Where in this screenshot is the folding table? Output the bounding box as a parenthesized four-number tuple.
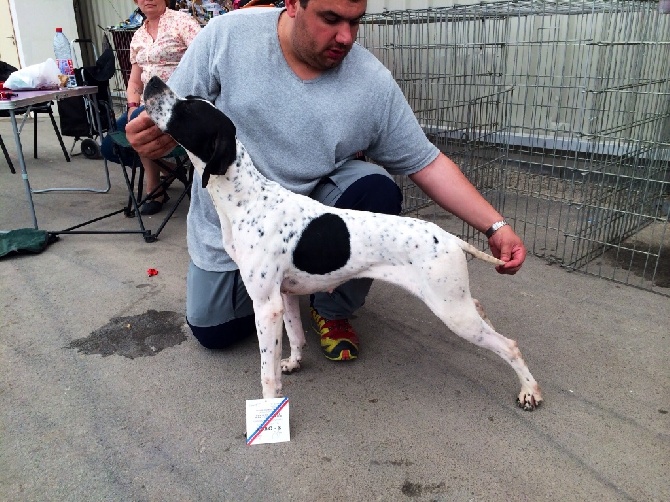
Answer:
(0, 86, 110, 229)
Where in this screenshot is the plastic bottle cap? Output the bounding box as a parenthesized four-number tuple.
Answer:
(56, 28, 62, 32)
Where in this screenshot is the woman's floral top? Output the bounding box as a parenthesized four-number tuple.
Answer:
(130, 8, 201, 93)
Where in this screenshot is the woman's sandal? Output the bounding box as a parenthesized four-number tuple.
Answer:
(141, 190, 170, 215)
(160, 164, 188, 186)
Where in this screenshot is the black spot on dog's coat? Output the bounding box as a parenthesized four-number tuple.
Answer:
(293, 214, 350, 275)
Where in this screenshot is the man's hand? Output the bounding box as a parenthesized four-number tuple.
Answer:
(126, 110, 177, 159)
(488, 225, 527, 275)
(409, 154, 528, 275)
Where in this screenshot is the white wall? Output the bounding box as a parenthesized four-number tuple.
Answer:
(11, 0, 80, 67)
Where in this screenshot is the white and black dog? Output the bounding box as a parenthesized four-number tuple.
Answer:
(143, 77, 542, 410)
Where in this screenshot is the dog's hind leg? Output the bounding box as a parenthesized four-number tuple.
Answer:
(253, 296, 286, 398)
(281, 293, 306, 374)
(473, 298, 494, 329)
(423, 287, 542, 410)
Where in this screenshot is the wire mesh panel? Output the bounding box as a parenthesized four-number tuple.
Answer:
(360, 6, 515, 216)
(359, 0, 670, 295)
(106, 28, 138, 114)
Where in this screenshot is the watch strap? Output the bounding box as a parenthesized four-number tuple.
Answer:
(485, 220, 508, 238)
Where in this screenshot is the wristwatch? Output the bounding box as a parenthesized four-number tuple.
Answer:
(485, 220, 509, 238)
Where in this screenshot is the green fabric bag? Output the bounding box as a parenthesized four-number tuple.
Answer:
(0, 229, 58, 258)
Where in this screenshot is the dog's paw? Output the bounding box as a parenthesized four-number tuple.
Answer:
(517, 385, 543, 411)
(281, 357, 301, 374)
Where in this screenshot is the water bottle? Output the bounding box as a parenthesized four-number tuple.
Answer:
(53, 28, 76, 88)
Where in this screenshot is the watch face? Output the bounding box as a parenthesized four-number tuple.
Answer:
(490, 221, 507, 234)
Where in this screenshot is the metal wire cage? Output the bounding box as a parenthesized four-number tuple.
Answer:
(106, 28, 137, 111)
(358, 0, 670, 295)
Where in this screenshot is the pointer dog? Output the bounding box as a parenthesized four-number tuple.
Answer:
(144, 77, 542, 410)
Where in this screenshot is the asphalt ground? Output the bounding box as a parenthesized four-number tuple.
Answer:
(1, 117, 668, 501)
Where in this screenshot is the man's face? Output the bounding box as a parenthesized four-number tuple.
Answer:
(288, 0, 367, 71)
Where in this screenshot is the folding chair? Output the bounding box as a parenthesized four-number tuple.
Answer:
(0, 133, 14, 173)
(29, 102, 71, 161)
(110, 131, 193, 242)
(53, 131, 192, 242)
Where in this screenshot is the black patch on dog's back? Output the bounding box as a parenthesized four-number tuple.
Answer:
(293, 214, 350, 275)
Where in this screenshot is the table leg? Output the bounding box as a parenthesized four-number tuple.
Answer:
(31, 94, 111, 194)
(9, 110, 38, 229)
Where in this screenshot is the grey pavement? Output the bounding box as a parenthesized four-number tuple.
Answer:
(1, 117, 668, 501)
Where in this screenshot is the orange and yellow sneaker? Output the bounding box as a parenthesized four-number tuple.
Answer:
(310, 307, 359, 361)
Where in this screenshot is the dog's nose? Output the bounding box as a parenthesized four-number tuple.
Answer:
(144, 77, 167, 101)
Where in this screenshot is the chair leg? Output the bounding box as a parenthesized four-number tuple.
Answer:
(0, 134, 16, 174)
(137, 164, 145, 203)
(47, 107, 71, 162)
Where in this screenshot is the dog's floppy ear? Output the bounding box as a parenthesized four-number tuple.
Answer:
(201, 123, 237, 189)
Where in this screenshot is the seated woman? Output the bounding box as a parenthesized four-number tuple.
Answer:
(102, 0, 200, 215)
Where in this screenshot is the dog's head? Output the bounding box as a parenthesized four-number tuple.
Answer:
(143, 77, 237, 188)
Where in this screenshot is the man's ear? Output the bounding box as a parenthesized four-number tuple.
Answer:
(284, 0, 299, 17)
(201, 128, 236, 188)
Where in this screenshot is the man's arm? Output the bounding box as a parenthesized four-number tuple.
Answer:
(409, 152, 527, 274)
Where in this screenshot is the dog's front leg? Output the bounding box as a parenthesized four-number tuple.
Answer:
(254, 297, 285, 398)
(281, 293, 306, 374)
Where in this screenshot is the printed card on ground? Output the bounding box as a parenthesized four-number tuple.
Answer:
(245, 397, 290, 445)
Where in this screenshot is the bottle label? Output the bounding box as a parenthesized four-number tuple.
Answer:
(56, 58, 77, 87)
(56, 58, 74, 76)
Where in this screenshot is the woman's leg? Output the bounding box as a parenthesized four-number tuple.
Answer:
(100, 112, 135, 165)
(138, 155, 170, 215)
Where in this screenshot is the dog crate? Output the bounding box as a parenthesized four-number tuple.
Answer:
(358, 0, 670, 295)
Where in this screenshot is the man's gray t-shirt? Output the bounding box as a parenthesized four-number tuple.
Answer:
(168, 8, 439, 272)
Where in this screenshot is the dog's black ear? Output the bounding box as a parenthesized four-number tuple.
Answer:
(201, 125, 237, 188)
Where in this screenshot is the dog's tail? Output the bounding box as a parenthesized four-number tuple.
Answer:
(457, 240, 505, 266)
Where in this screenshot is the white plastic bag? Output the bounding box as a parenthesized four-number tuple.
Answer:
(4, 58, 61, 90)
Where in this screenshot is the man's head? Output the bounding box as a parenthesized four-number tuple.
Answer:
(284, 0, 367, 72)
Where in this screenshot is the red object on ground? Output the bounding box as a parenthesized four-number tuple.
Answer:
(147, 268, 158, 277)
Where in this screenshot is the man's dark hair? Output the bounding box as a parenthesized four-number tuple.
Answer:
(298, 0, 365, 9)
